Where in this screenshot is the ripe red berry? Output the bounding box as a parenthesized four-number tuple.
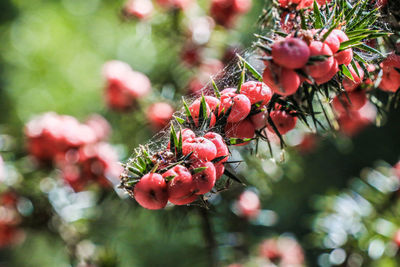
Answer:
(214, 163, 225, 180)
(305, 41, 334, 78)
(314, 59, 339, 85)
(335, 48, 353, 66)
(220, 88, 237, 94)
(321, 29, 340, 54)
(163, 165, 197, 205)
(267, 109, 297, 135)
(271, 38, 310, 69)
(146, 102, 174, 131)
(188, 97, 217, 126)
(332, 90, 367, 114)
(225, 119, 255, 146)
(342, 63, 364, 91)
(182, 137, 217, 161)
(134, 173, 168, 210)
(204, 132, 229, 163)
(240, 81, 272, 106)
(191, 161, 216, 195)
(179, 128, 196, 141)
(263, 65, 300, 96)
(220, 92, 251, 123)
(167, 128, 196, 151)
(250, 110, 267, 130)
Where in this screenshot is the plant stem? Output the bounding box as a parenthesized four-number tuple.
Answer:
(198, 207, 218, 267)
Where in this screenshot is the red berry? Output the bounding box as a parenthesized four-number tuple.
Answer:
(263, 65, 300, 96)
(220, 92, 251, 123)
(236, 190, 260, 219)
(333, 29, 349, 43)
(123, 0, 154, 20)
(335, 48, 353, 66)
(342, 63, 364, 91)
(167, 128, 196, 150)
(267, 110, 297, 135)
(85, 114, 111, 142)
(240, 81, 272, 106)
(379, 68, 400, 92)
(134, 173, 168, 210)
(179, 128, 196, 141)
(250, 110, 267, 130)
(103, 61, 151, 111)
(337, 102, 376, 136)
(191, 161, 216, 195)
(146, 102, 174, 131)
(225, 119, 255, 146)
(321, 29, 340, 54)
(204, 132, 229, 163)
(394, 230, 400, 247)
(232, 0, 252, 13)
(214, 163, 225, 180)
(188, 97, 217, 126)
(220, 87, 237, 94)
(163, 165, 197, 205)
(182, 137, 217, 161)
(314, 59, 339, 85)
(271, 38, 310, 69)
(305, 41, 334, 78)
(332, 90, 367, 114)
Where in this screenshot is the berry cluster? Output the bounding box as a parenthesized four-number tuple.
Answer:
(103, 60, 151, 111)
(263, 29, 355, 96)
(25, 112, 120, 191)
(123, 81, 301, 210)
(133, 129, 229, 209)
(60, 142, 122, 192)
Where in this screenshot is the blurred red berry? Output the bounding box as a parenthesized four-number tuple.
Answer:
(123, 0, 153, 20)
(267, 109, 297, 135)
(332, 90, 367, 114)
(236, 190, 260, 219)
(342, 62, 364, 91)
(146, 102, 174, 131)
